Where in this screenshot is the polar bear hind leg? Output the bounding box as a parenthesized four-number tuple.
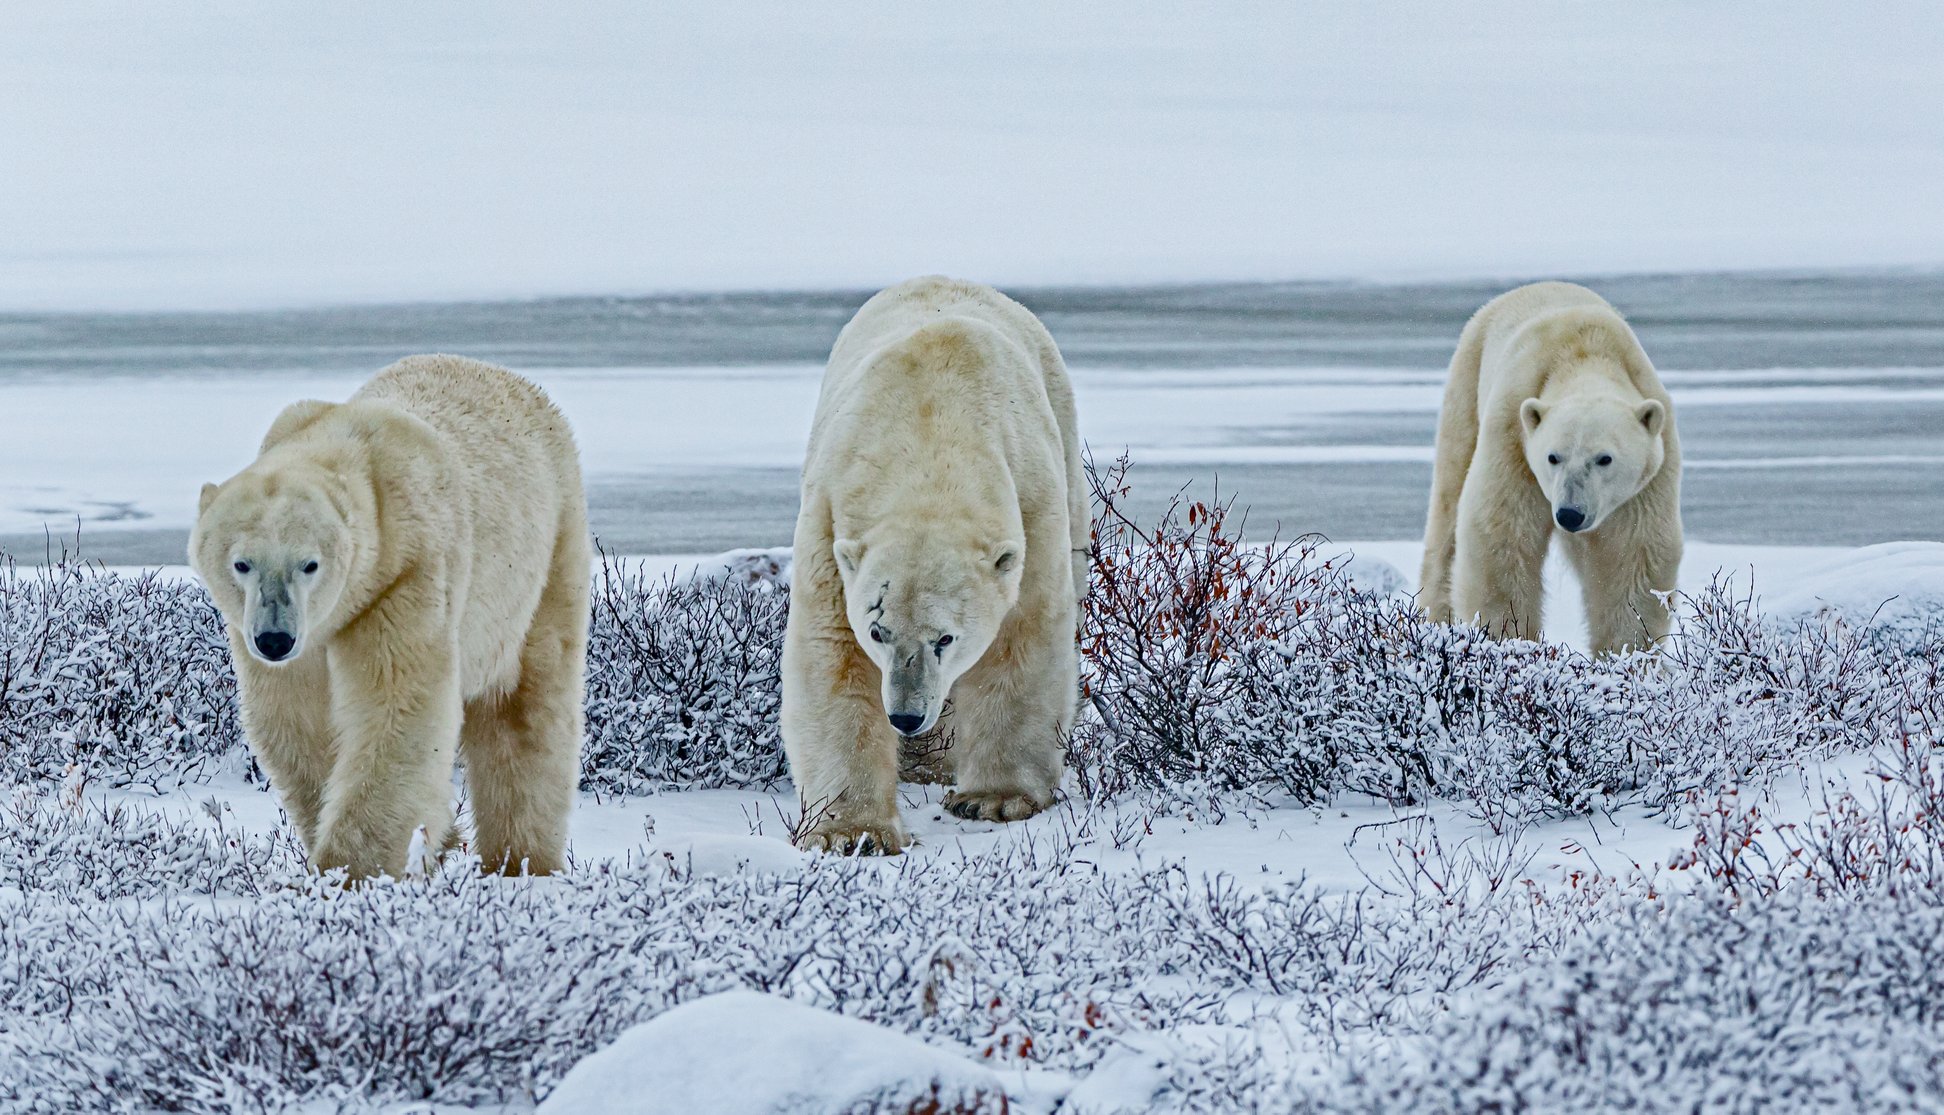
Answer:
(460, 527, 588, 876)
(1420, 315, 1488, 622)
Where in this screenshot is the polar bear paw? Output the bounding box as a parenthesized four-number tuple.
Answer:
(798, 817, 910, 856)
(943, 790, 1051, 823)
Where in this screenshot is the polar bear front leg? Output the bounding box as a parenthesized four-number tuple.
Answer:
(1450, 476, 1552, 642)
(235, 644, 335, 851)
(314, 617, 463, 880)
(781, 630, 909, 855)
(1569, 527, 1680, 657)
(942, 623, 1071, 823)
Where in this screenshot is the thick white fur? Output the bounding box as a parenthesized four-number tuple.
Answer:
(782, 277, 1087, 854)
(1420, 282, 1683, 656)
(190, 355, 589, 878)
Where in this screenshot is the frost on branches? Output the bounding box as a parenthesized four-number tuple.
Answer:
(0, 466, 1940, 1112)
(1074, 452, 1939, 825)
(0, 552, 792, 796)
(0, 468, 1929, 822)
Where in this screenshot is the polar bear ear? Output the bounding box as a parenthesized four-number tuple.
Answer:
(1519, 398, 1547, 436)
(1636, 399, 1666, 437)
(261, 399, 334, 452)
(198, 482, 219, 517)
(990, 541, 1023, 575)
(833, 538, 864, 576)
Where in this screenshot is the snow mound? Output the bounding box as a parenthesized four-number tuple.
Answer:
(1334, 550, 1411, 598)
(538, 990, 1010, 1115)
(1763, 542, 1944, 653)
(683, 546, 794, 588)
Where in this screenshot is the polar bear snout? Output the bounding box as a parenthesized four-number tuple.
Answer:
(884, 654, 942, 737)
(236, 567, 316, 665)
(1554, 506, 1588, 532)
(252, 629, 297, 662)
(886, 664, 944, 742)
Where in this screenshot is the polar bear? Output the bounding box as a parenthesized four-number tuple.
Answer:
(782, 277, 1087, 854)
(1419, 282, 1682, 656)
(190, 355, 590, 878)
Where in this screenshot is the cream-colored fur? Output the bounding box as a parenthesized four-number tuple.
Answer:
(1420, 282, 1683, 655)
(190, 355, 590, 878)
(782, 277, 1087, 854)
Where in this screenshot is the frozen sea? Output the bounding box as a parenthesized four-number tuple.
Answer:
(1, 270, 1939, 565)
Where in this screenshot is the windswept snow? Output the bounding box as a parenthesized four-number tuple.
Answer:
(1762, 541, 1944, 652)
(538, 991, 1009, 1115)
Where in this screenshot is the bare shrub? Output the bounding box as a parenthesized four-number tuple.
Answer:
(1073, 451, 1325, 801)
(580, 555, 790, 793)
(0, 552, 795, 796)
(0, 553, 239, 792)
(1074, 456, 1941, 826)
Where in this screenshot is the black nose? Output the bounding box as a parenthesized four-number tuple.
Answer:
(254, 631, 295, 661)
(1555, 506, 1587, 532)
(888, 712, 925, 736)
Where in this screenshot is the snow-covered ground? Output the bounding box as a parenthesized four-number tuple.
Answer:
(3, 4, 1942, 311)
(4, 526, 1940, 1111)
(10, 535, 1929, 1112)
(108, 538, 1921, 895)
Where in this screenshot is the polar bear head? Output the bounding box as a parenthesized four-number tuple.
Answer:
(191, 469, 359, 667)
(833, 529, 1024, 737)
(1520, 395, 1666, 533)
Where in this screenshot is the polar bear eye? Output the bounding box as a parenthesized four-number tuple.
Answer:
(302, 560, 320, 574)
(1595, 454, 1613, 467)
(1546, 454, 1560, 466)
(936, 634, 954, 649)
(869, 623, 885, 643)
(232, 561, 251, 575)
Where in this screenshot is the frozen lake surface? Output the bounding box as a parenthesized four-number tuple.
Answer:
(2, 270, 1941, 563)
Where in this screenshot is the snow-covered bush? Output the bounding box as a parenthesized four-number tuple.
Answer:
(0, 791, 297, 902)
(1076, 455, 1943, 825)
(0, 819, 1614, 1114)
(1671, 696, 1944, 902)
(1073, 452, 1335, 801)
(1320, 887, 1944, 1114)
(580, 556, 791, 792)
(0, 554, 794, 796)
(0, 837, 1180, 1110)
(0, 556, 238, 792)
(1639, 575, 1941, 808)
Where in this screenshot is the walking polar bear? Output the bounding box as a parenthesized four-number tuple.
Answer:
(191, 355, 590, 879)
(782, 276, 1087, 854)
(1420, 282, 1683, 656)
